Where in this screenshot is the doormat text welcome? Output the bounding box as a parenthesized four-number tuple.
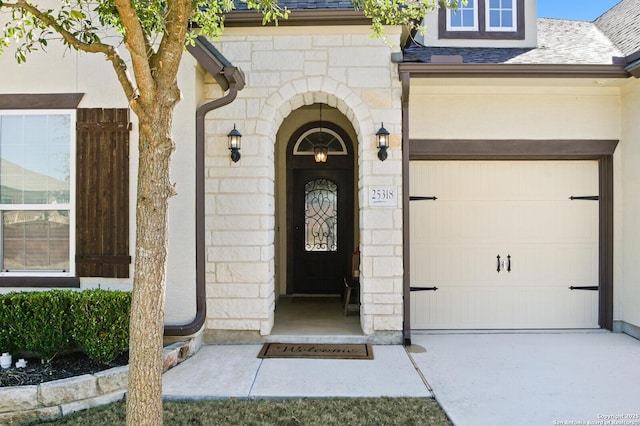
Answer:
(257, 343, 374, 360)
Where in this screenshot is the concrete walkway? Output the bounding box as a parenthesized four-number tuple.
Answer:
(162, 332, 640, 426)
(411, 331, 640, 426)
(163, 344, 431, 399)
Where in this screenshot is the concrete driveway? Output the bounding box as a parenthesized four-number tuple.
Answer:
(408, 331, 640, 426)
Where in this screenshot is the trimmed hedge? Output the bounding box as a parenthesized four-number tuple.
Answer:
(0, 289, 130, 365)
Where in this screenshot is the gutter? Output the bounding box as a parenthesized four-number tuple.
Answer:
(626, 58, 640, 78)
(164, 36, 246, 336)
(398, 63, 630, 79)
(224, 9, 370, 27)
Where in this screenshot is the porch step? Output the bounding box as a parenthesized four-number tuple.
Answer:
(264, 334, 399, 345)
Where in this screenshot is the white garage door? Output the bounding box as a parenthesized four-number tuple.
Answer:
(410, 161, 599, 329)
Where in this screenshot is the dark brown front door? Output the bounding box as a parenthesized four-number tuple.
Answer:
(291, 169, 352, 294)
(286, 119, 354, 295)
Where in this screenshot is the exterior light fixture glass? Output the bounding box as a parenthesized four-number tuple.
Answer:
(314, 144, 328, 163)
(228, 124, 241, 163)
(376, 122, 389, 161)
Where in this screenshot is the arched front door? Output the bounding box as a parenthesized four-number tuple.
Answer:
(287, 121, 354, 294)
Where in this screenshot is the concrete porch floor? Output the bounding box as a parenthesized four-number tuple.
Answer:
(268, 295, 364, 343)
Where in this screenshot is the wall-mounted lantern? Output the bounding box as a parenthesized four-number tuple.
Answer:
(228, 124, 241, 163)
(376, 122, 389, 161)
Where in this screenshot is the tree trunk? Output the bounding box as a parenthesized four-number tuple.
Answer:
(126, 102, 176, 426)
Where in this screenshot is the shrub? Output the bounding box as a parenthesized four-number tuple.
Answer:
(71, 289, 131, 364)
(10, 291, 75, 363)
(0, 289, 130, 365)
(0, 295, 18, 353)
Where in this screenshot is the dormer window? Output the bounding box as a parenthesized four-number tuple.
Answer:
(440, 0, 524, 40)
(486, 0, 516, 32)
(447, 0, 478, 31)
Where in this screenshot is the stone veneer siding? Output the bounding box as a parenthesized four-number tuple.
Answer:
(202, 26, 404, 342)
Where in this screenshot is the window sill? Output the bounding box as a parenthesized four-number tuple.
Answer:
(0, 276, 80, 288)
(439, 30, 524, 40)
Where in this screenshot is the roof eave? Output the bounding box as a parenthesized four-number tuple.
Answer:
(186, 36, 246, 91)
(626, 60, 640, 78)
(624, 51, 640, 78)
(398, 63, 631, 79)
(224, 9, 370, 27)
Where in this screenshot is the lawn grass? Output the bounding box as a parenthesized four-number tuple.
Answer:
(29, 397, 452, 425)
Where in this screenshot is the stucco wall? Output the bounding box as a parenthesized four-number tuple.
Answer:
(0, 22, 200, 326)
(202, 26, 404, 339)
(0, 30, 136, 293)
(409, 81, 621, 140)
(620, 78, 640, 329)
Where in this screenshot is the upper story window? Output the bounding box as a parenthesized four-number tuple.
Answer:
(439, 0, 524, 40)
(0, 111, 75, 276)
(487, 0, 516, 32)
(447, 0, 478, 31)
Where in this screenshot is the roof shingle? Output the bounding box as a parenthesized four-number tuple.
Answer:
(403, 18, 623, 65)
(595, 0, 640, 58)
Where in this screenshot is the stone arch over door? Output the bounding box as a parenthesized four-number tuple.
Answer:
(257, 78, 375, 331)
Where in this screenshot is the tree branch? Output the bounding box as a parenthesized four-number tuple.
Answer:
(113, 0, 156, 106)
(3, 1, 138, 103)
(152, 0, 192, 99)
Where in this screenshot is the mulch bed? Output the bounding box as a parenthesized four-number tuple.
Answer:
(0, 352, 128, 387)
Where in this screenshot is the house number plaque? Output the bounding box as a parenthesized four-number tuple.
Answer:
(369, 186, 397, 207)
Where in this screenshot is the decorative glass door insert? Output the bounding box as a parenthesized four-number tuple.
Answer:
(304, 178, 337, 252)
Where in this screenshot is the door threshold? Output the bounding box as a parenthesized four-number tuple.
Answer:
(264, 334, 368, 344)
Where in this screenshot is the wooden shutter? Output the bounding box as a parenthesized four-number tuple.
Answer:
(75, 108, 131, 278)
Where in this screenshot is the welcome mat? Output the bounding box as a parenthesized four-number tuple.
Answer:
(257, 343, 374, 360)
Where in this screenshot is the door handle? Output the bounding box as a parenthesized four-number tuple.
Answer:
(497, 255, 511, 273)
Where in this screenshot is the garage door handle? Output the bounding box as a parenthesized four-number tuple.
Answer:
(569, 286, 599, 291)
(497, 255, 502, 272)
(569, 196, 599, 201)
(507, 255, 511, 272)
(410, 286, 438, 291)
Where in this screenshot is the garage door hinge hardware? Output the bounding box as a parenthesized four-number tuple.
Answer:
(569, 286, 599, 291)
(410, 196, 437, 201)
(569, 196, 599, 201)
(410, 286, 439, 291)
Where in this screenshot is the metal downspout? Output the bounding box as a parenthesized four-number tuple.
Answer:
(401, 71, 412, 346)
(163, 71, 241, 336)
